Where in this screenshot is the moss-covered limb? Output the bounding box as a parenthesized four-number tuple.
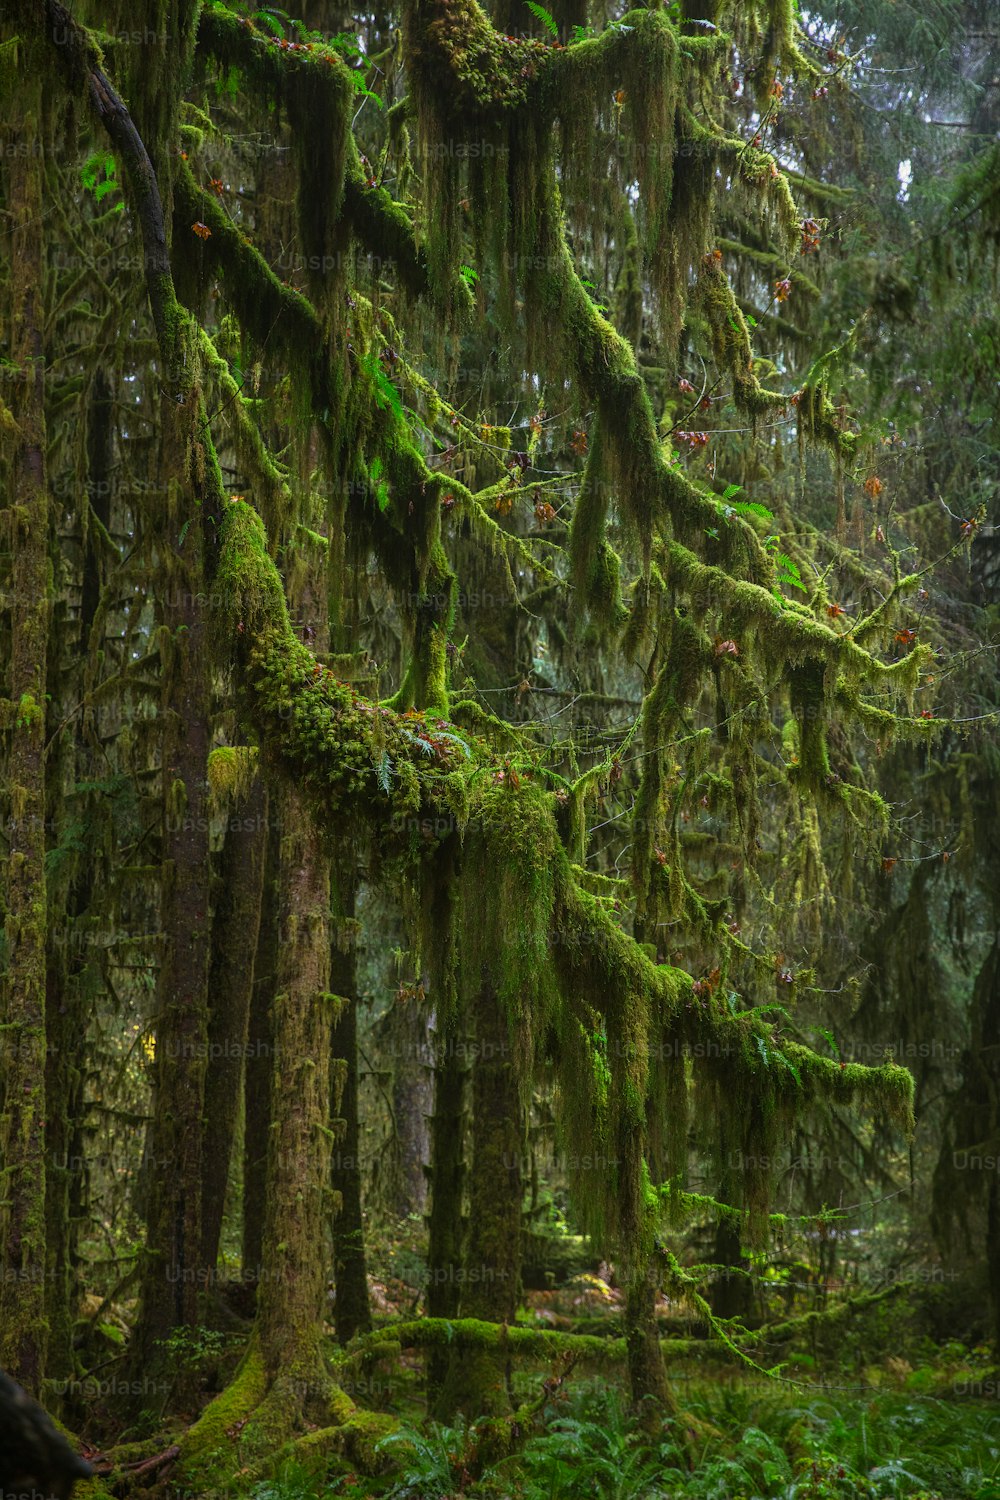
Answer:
(536, 229, 774, 583)
(681, 110, 800, 248)
(195, 2, 355, 301)
(195, 4, 468, 311)
(197, 325, 291, 529)
(216, 501, 475, 820)
(348, 1317, 627, 1363)
(660, 539, 931, 686)
(782, 166, 854, 204)
(695, 251, 791, 415)
(773, 1043, 914, 1131)
(716, 237, 820, 297)
(45, 3, 187, 388)
(848, 554, 958, 647)
(830, 685, 942, 742)
(174, 160, 326, 383)
(447, 483, 560, 589)
(342, 164, 437, 303)
(657, 1181, 848, 1232)
(750, 1283, 908, 1346)
(177, 163, 469, 679)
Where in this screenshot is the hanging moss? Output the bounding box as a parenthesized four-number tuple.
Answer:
(207, 744, 258, 799)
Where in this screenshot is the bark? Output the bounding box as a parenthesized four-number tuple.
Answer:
(243, 807, 277, 1295)
(201, 776, 267, 1279)
(329, 868, 371, 1343)
(128, 469, 213, 1397)
(624, 1268, 674, 1422)
(437, 984, 523, 1420)
(256, 786, 333, 1387)
(44, 366, 116, 1402)
(424, 1015, 468, 1401)
(0, 71, 51, 1389)
(388, 999, 432, 1219)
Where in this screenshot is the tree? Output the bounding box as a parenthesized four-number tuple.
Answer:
(2, 0, 960, 1483)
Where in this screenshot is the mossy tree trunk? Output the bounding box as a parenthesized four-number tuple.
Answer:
(0, 68, 51, 1390)
(436, 982, 523, 1420)
(425, 1014, 468, 1403)
(256, 784, 334, 1392)
(329, 866, 371, 1344)
(128, 470, 213, 1401)
(43, 365, 116, 1403)
(201, 775, 268, 1281)
(623, 1266, 674, 1422)
(388, 999, 432, 1219)
(243, 805, 277, 1298)
(43, 604, 75, 1397)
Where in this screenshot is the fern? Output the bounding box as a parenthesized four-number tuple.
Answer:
(732, 499, 774, 523)
(525, 0, 559, 37)
(349, 70, 384, 106)
(251, 9, 285, 39)
(774, 552, 807, 592)
(375, 751, 394, 794)
(362, 356, 404, 422)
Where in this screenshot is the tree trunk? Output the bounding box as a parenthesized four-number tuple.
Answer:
(624, 1265, 674, 1423)
(128, 430, 213, 1398)
(329, 867, 371, 1343)
(201, 775, 267, 1279)
(256, 786, 333, 1392)
(388, 999, 432, 1219)
(243, 804, 277, 1296)
(424, 1014, 468, 1403)
(44, 366, 116, 1405)
(0, 71, 51, 1389)
(437, 983, 522, 1420)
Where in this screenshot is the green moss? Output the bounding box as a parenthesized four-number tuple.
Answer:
(207, 745, 258, 800)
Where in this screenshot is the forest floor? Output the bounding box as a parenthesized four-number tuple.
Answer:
(76, 1223, 999, 1499)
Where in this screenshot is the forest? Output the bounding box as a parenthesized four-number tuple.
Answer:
(0, 0, 998, 1495)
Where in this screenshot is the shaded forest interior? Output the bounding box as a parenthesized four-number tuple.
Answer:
(1, 0, 1000, 1496)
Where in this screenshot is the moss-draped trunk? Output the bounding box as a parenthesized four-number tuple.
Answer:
(437, 983, 523, 1419)
(330, 869, 371, 1344)
(129, 461, 213, 1398)
(256, 787, 333, 1385)
(244, 805, 277, 1293)
(0, 74, 51, 1389)
(388, 999, 432, 1219)
(624, 1267, 674, 1420)
(201, 776, 268, 1279)
(425, 1014, 468, 1402)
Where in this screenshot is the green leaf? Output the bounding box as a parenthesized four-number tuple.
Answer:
(772, 1049, 801, 1086)
(818, 1027, 840, 1059)
(375, 752, 394, 794)
(349, 71, 384, 106)
(525, 0, 559, 37)
(732, 499, 774, 523)
(774, 553, 807, 592)
(252, 10, 285, 38)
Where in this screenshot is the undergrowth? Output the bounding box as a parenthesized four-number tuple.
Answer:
(251, 1374, 1000, 1500)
